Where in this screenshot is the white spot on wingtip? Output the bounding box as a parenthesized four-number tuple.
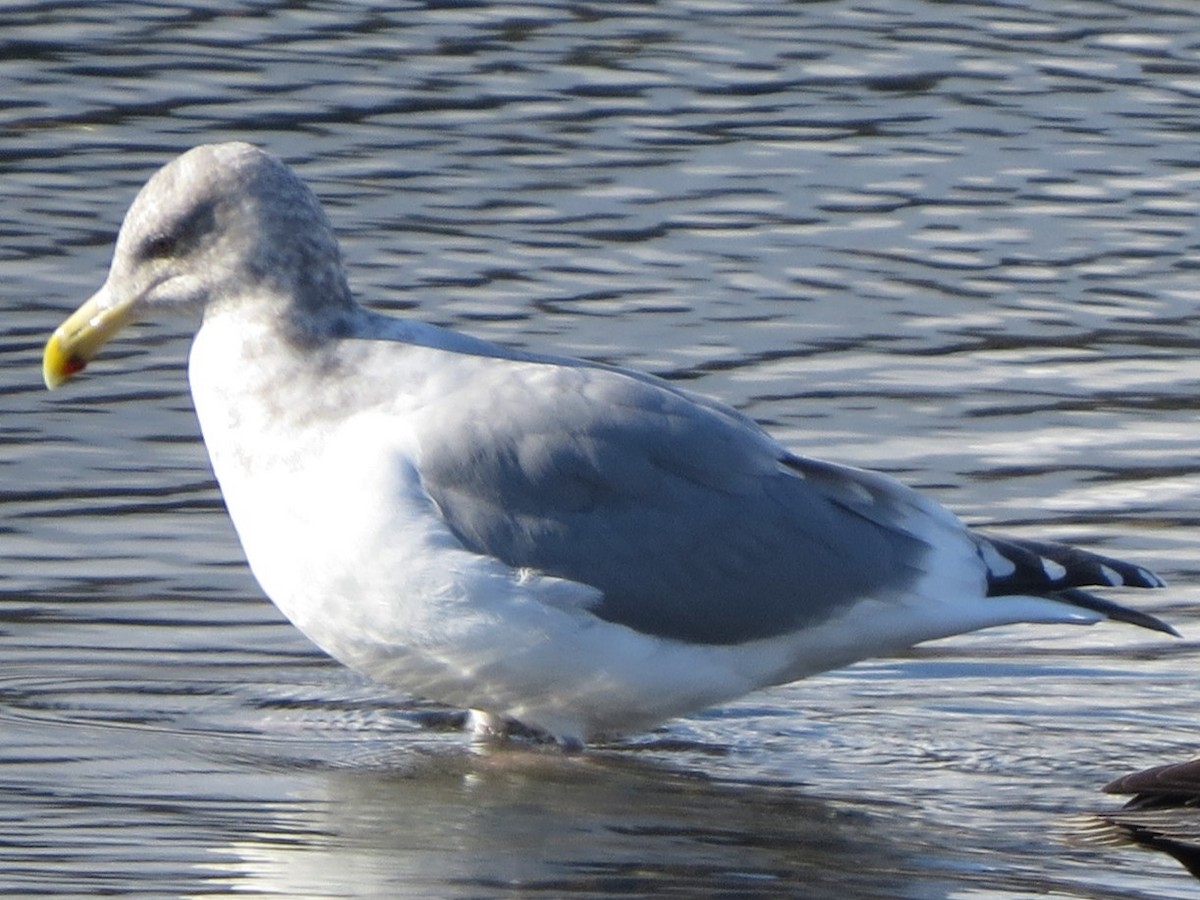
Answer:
(1137, 566, 1165, 588)
(1099, 564, 1122, 586)
(1041, 557, 1068, 582)
(980, 541, 1016, 578)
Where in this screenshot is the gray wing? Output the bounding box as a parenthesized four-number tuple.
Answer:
(414, 357, 936, 645)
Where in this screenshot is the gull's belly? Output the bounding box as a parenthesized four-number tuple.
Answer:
(187, 392, 760, 738)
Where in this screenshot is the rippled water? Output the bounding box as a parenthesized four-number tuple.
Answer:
(3, 1, 1200, 896)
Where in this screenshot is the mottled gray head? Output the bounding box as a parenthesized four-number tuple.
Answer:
(110, 142, 352, 320)
(45, 143, 356, 387)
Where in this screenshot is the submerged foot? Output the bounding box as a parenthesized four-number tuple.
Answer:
(467, 709, 585, 752)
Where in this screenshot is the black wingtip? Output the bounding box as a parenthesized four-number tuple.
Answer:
(979, 533, 1169, 595)
(1121, 610, 1181, 639)
(1055, 588, 1181, 638)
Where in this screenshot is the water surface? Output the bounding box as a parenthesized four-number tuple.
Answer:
(2, 1, 1199, 896)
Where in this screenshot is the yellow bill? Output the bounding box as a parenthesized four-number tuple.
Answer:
(43, 288, 136, 390)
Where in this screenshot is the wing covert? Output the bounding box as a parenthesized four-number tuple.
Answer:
(415, 359, 939, 644)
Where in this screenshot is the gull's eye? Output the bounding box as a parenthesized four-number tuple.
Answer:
(140, 232, 178, 261)
(136, 201, 217, 263)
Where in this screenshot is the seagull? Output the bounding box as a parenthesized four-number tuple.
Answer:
(42, 143, 1177, 747)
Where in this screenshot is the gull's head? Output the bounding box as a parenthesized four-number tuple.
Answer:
(43, 142, 351, 389)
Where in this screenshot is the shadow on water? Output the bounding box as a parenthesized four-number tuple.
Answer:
(0, 654, 1017, 899)
(198, 741, 942, 900)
